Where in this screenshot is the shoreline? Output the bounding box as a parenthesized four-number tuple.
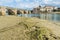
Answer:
(0, 16, 60, 40)
(38, 12, 60, 14)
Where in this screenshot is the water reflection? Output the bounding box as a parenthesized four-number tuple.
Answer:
(18, 13, 60, 22)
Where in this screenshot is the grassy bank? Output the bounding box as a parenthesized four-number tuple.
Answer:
(0, 16, 60, 40)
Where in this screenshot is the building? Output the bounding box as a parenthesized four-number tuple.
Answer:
(33, 8, 38, 13)
(44, 6, 58, 12)
(33, 6, 41, 13)
(40, 7, 46, 12)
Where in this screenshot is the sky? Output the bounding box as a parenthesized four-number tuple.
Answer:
(0, 0, 60, 9)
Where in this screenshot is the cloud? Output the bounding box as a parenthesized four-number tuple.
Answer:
(0, 0, 14, 6)
(15, 0, 40, 9)
(16, 2, 39, 9)
(43, 0, 53, 4)
(53, 1, 60, 5)
(43, 0, 60, 5)
(0, 0, 60, 9)
(0, 0, 14, 3)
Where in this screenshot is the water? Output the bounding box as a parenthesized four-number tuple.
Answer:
(17, 13, 60, 22)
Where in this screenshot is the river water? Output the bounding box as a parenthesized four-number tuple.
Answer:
(18, 13, 60, 22)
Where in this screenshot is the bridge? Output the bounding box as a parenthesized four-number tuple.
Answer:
(0, 7, 32, 16)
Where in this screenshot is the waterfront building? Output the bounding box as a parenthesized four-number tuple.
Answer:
(33, 6, 41, 13)
(57, 8, 60, 11)
(44, 6, 54, 12)
(44, 6, 58, 12)
(40, 7, 46, 12)
(33, 8, 38, 13)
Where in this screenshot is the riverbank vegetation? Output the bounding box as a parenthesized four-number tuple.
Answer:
(0, 16, 60, 40)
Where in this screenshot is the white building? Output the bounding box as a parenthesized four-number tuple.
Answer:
(45, 6, 54, 12)
(40, 7, 46, 12)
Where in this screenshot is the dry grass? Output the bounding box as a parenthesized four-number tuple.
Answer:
(0, 16, 60, 40)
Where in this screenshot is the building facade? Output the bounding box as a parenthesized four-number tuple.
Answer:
(44, 6, 58, 12)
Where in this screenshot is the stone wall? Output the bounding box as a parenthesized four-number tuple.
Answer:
(0, 7, 6, 16)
